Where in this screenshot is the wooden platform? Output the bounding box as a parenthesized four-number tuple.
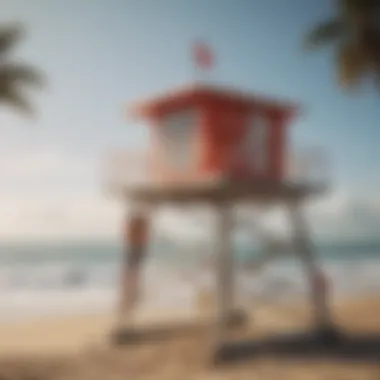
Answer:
(112, 177, 327, 205)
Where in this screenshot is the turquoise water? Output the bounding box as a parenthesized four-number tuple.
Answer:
(0, 238, 379, 321)
(1, 238, 379, 265)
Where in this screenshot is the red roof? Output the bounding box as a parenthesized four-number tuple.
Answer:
(128, 83, 300, 120)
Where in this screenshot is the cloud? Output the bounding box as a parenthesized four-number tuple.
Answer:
(0, 192, 122, 241)
(0, 144, 121, 241)
(0, 148, 63, 179)
(150, 190, 380, 244)
(1, 187, 379, 242)
(0, 144, 379, 242)
(309, 193, 380, 240)
(0, 145, 94, 188)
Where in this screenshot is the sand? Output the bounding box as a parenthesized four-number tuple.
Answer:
(0, 297, 380, 379)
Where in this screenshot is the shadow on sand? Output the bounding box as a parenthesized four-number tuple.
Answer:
(110, 318, 380, 366)
(110, 309, 247, 345)
(214, 328, 380, 364)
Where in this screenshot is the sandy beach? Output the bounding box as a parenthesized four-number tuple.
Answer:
(0, 296, 380, 380)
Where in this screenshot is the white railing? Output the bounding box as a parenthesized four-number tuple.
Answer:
(104, 149, 154, 194)
(104, 146, 331, 194)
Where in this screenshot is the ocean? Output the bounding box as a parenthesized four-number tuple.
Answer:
(0, 239, 380, 322)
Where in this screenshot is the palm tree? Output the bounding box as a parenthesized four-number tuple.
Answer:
(304, 0, 380, 90)
(0, 23, 44, 116)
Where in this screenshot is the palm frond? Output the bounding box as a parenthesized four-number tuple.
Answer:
(304, 19, 345, 50)
(304, 0, 380, 92)
(0, 63, 43, 117)
(340, 0, 380, 26)
(0, 63, 45, 88)
(0, 22, 44, 117)
(0, 86, 34, 116)
(337, 42, 367, 89)
(0, 23, 25, 56)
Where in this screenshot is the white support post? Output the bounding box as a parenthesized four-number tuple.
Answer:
(214, 201, 234, 344)
(288, 200, 332, 330)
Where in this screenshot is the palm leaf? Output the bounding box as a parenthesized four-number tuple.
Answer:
(0, 63, 45, 88)
(304, 0, 380, 92)
(0, 22, 45, 117)
(0, 64, 44, 117)
(0, 23, 25, 56)
(304, 19, 345, 50)
(339, 0, 380, 26)
(0, 86, 34, 116)
(337, 42, 367, 89)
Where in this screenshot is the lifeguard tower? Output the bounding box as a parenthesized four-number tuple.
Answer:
(107, 83, 336, 362)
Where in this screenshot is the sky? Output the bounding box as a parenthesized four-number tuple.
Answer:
(0, 0, 379, 242)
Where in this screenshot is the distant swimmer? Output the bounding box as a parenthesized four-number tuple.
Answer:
(64, 269, 85, 288)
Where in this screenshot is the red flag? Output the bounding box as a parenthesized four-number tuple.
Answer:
(193, 41, 214, 70)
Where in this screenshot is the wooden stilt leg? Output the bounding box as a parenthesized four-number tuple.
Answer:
(116, 203, 152, 326)
(214, 202, 234, 345)
(288, 200, 332, 330)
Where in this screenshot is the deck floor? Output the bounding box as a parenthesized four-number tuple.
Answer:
(112, 177, 326, 204)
